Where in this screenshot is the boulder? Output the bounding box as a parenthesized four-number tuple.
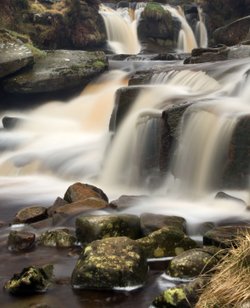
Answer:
(3, 50, 108, 94)
(39, 228, 76, 248)
(14, 206, 48, 224)
(47, 197, 69, 217)
(71, 237, 148, 290)
(4, 264, 53, 295)
(214, 16, 250, 46)
(0, 29, 34, 78)
(109, 195, 148, 210)
(136, 227, 196, 259)
(166, 247, 221, 279)
(75, 214, 141, 243)
(203, 225, 250, 248)
(140, 213, 186, 235)
(64, 182, 108, 203)
(215, 192, 247, 206)
(7, 230, 36, 252)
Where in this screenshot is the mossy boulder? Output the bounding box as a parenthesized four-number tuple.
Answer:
(166, 247, 221, 279)
(152, 277, 207, 307)
(4, 264, 53, 295)
(138, 2, 175, 52)
(140, 213, 186, 236)
(75, 214, 141, 244)
(7, 230, 36, 252)
(39, 228, 76, 248)
(3, 50, 108, 94)
(136, 227, 197, 259)
(71, 237, 148, 290)
(64, 182, 108, 203)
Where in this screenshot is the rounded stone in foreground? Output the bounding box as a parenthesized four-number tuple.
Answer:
(39, 228, 76, 248)
(8, 230, 36, 252)
(71, 237, 148, 290)
(14, 206, 48, 224)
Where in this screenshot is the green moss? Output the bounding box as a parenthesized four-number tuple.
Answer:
(163, 288, 186, 305)
(92, 60, 106, 69)
(143, 2, 165, 20)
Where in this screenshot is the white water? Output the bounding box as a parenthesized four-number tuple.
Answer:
(99, 5, 141, 54)
(164, 5, 198, 53)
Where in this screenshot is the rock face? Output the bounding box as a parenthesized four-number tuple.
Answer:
(4, 264, 53, 295)
(4, 50, 108, 94)
(71, 237, 148, 290)
(0, 30, 34, 78)
(75, 214, 141, 243)
(213, 16, 250, 46)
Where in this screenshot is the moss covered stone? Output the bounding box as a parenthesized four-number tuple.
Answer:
(4, 264, 54, 295)
(39, 228, 76, 248)
(71, 237, 148, 290)
(75, 214, 141, 244)
(166, 247, 221, 279)
(136, 227, 196, 259)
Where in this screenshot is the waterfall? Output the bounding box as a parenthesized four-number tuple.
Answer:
(196, 7, 208, 48)
(99, 5, 141, 55)
(99, 70, 220, 190)
(164, 5, 198, 53)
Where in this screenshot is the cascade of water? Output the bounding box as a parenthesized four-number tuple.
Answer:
(195, 7, 208, 48)
(0, 70, 128, 183)
(99, 5, 141, 54)
(99, 70, 220, 190)
(164, 5, 198, 53)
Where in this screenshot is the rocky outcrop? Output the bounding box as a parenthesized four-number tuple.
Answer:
(3, 50, 108, 94)
(0, 0, 106, 50)
(138, 2, 176, 53)
(71, 237, 148, 290)
(213, 16, 250, 46)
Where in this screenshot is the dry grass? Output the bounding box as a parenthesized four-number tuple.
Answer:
(196, 232, 250, 308)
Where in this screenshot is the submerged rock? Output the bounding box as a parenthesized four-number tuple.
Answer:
(39, 228, 76, 248)
(14, 206, 48, 224)
(64, 182, 108, 203)
(215, 191, 247, 206)
(136, 227, 196, 259)
(4, 50, 108, 94)
(71, 237, 148, 290)
(109, 195, 148, 210)
(152, 277, 207, 307)
(75, 214, 141, 244)
(4, 264, 53, 295)
(166, 247, 221, 279)
(7, 230, 36, 252)
(140, 213, 186, 236)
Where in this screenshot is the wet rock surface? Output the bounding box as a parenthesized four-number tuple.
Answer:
(71, 237, 148, 290)
(3, 50, 108, 94)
